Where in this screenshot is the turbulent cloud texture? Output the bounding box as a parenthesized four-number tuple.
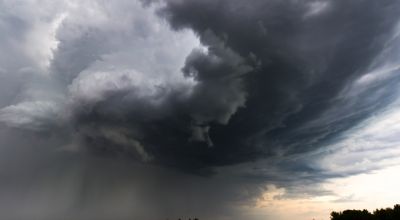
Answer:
(1, 0, 400, 219)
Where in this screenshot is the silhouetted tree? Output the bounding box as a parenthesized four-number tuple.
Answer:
(331, 204, 400, 220)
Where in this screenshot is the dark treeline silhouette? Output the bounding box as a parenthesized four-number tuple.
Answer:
(331, 204, 400, 220)
(170, 218, 199, 220)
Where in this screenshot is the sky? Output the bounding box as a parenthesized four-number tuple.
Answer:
(0, 0, 400, 219)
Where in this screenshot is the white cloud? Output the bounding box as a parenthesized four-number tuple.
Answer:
(316, 98, 400, 175)
(0, 101, 62, 130)
(305, 1, 330, 17)
(0, 0, 200, 131)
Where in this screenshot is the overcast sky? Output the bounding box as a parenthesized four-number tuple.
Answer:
(1, 0, 400, 219)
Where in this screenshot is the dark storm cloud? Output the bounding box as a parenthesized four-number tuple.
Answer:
(1, 0, 400, 219)
(66, 0, 400, 173)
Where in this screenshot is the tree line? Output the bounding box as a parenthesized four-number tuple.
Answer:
(331, 204, 400, 220)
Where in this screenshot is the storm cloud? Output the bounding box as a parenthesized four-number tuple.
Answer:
(1, 0, 400, 219)
(65, 0, 400, 171)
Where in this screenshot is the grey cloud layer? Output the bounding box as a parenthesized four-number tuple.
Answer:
(1, 0, 400, 219)
(145, 0, 400, 169)
(64, 0, 400, 173)
(1, 0, 400, 172)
